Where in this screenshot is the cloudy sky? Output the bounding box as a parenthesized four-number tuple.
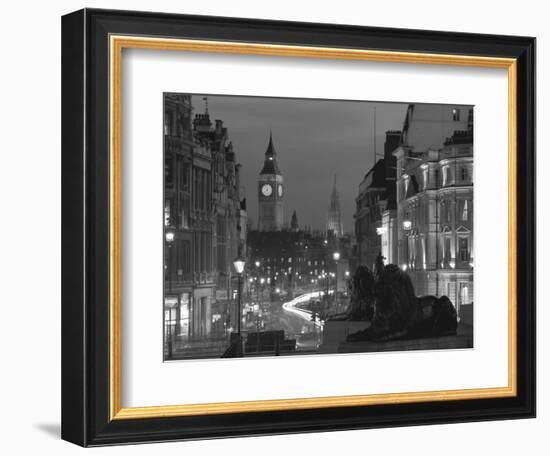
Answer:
(190, 94, 408, 232)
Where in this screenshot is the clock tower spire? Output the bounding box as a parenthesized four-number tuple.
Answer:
(258, 131, 284, 231)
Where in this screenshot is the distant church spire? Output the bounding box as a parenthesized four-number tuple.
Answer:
(327, 174, 344, 237)
(290, 210, 299, 231)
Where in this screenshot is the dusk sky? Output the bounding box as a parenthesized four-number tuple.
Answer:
(190, 94, 408, 232)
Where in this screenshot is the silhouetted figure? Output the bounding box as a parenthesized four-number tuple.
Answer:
(374, 252, 386, 279)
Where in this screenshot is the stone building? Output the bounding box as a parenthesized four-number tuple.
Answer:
(355, 160, 387, 270)
(163, 93, 195, 343)
(189, 135, 215, 339)
(164, 95, 247, 349)
(355, 130, 401, 269)
(394, 103, 473, 319)
(193, 109, 247, 336)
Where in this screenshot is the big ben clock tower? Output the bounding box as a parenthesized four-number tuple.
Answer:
(258, 132, 284, 231)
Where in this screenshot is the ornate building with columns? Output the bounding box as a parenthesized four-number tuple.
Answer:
(394, 104, 473, 320)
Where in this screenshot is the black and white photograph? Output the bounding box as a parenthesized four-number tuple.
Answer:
(1, 0, 541, 452)
(163, 94, 474, 360)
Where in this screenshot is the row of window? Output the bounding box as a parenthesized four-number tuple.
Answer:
(401, 198, 472, 230)
(164, 109, 192, 138)
(165, 172, 213, 226)
(165, 240, 192, 282)
(402, 234, 472, 269)
(165, 196, 192, 230)
(194, 168, 212, 213)
(400, 163, 472, 200)
(253, 257, 330, 267)
(193, 231, 213, 276)
(250, 267, 336, 280)
(164, 232, 216, 280)
(440, 199, 471, 224)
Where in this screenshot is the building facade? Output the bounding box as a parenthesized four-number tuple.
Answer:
(164, 95, 247, 350)
(189, 136, 215, 339)
(355, 160, 387, 270)
(163, 94, 195, 343)
(193, 109, 247, 336)
(258, 133, 284, 231)
(394, 104, 473, 318)
(355, 130, 401, 269)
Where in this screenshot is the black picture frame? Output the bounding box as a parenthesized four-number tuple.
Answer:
(62, 8, 535, 447)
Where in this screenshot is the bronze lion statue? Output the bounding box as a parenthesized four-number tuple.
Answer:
(335, 264, 457, 342)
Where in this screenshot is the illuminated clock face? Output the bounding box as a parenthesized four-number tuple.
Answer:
(261, 184, 273, 196)
(278, 185, 283, 197)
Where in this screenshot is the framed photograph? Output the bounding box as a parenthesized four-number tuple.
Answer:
(62, 8, 535, 446)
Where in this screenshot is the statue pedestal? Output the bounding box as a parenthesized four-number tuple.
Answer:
(319, 321, 371, 354)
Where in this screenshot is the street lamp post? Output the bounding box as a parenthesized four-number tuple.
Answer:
(233, 256, 246, 356)
(165, 229, 175, 358)
(256, 312, 262, 352)
(259, 277, 265, 310)
(254, 261, 261, 306)
(402, 219, 412, 271)
(333, 252, 340, 312)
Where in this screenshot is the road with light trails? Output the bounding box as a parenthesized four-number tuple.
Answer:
(281, 291, 330, 328)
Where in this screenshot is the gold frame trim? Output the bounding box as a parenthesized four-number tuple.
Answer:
(109, 35, 517, 421)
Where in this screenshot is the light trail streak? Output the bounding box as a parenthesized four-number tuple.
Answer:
(281, 290, 332, 328)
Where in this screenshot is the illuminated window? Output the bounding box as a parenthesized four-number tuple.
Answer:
(458, 237, 469, 261)
(164, 199, 172, 226)
(444, 237, 451, 262)
(179, 293, 190, 340)
(423, 168, 429, 190)
(164, 111, 173, 135)
(452, 108, 460, 121)
(459, 283, 469, 305)
(461, 200, 469, 221)
(442, 166, 449, 186)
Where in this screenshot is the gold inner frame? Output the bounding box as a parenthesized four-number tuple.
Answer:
(109, 35, 517, 420)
